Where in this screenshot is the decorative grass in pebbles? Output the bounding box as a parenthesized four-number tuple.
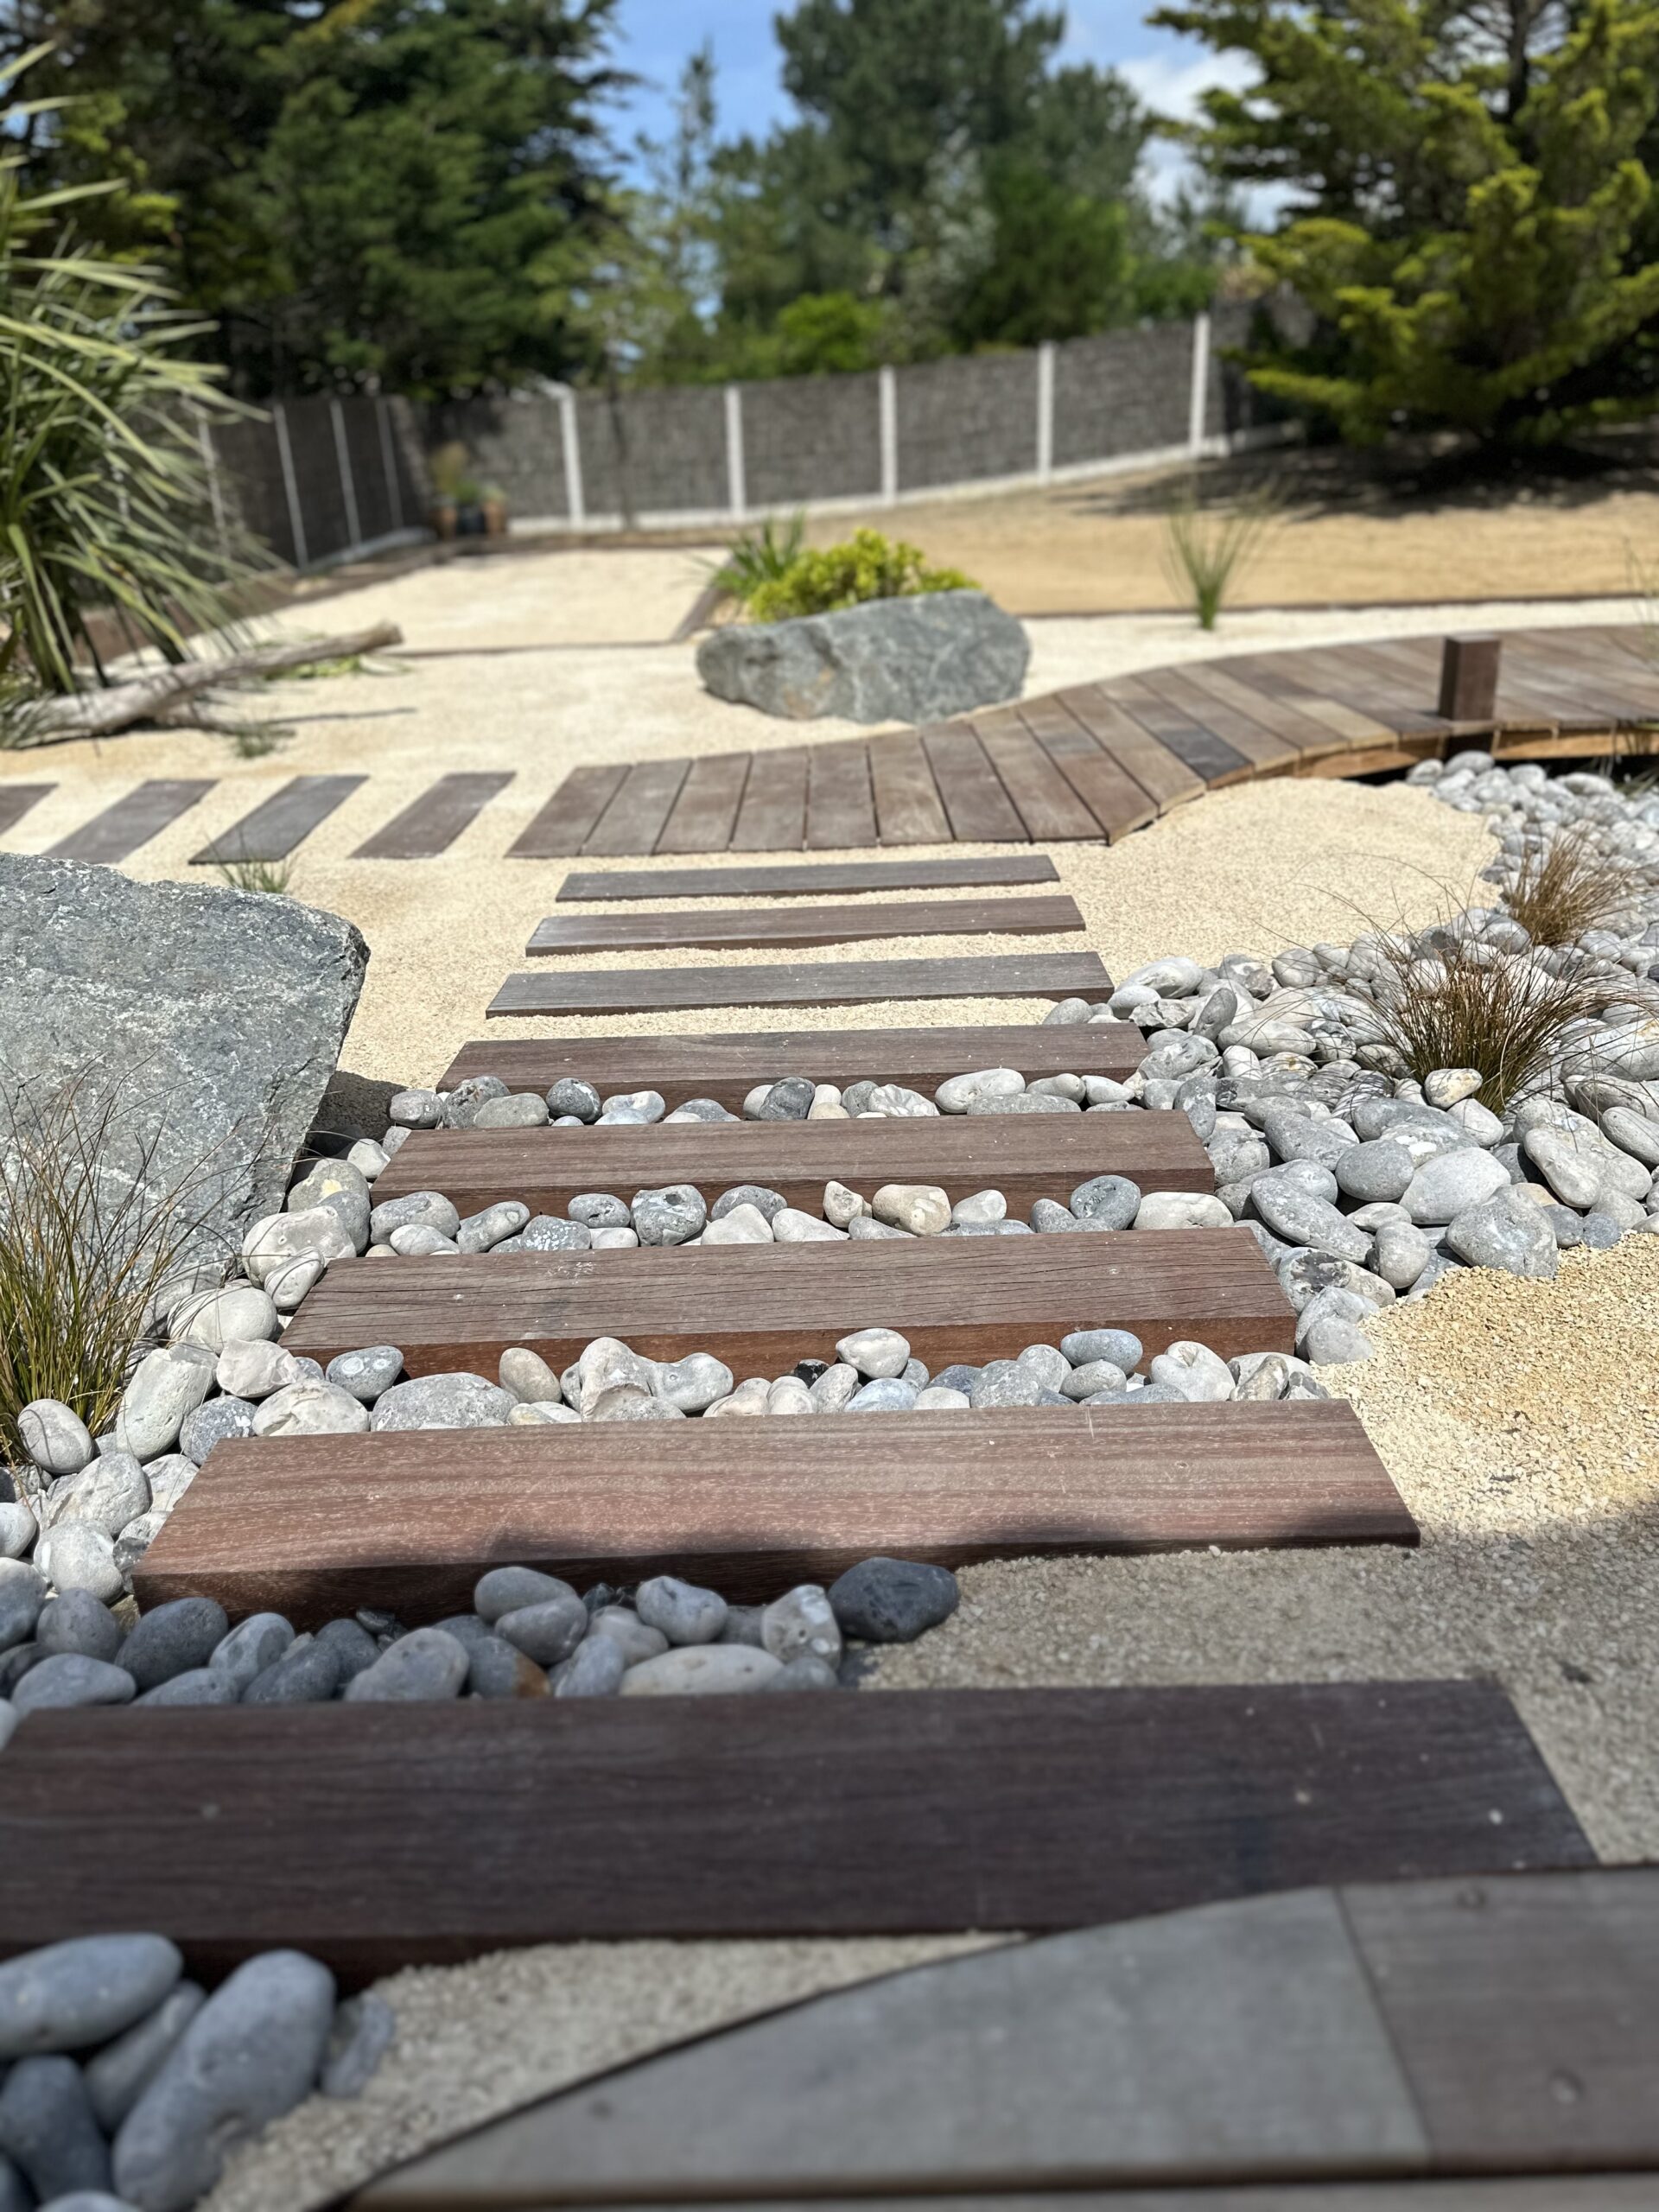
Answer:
(870, 1238, 1659, 1864)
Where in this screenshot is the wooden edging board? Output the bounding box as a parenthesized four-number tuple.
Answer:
(556, 855, 1063, 900)
(369, 1111, 1215, 1216)
(0, 1684, 1591, 1985)
(487, 953, 1113, 1020)
(280, 1226, 1297, 1374)
(442, 1021, 1144, 1101)
(133, 1400, 1417, 1624)
(524, 894, 1086, 956)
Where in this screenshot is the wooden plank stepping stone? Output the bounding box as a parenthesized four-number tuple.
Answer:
(556, 854, 1063, 903)
(0, 782, 53, 836)
(353, 772, 513, 859)
(488, 952, 1113, 1020)
(353, 1869, 1650, 2208)
(280, 1228, 1295, 1374)
(443, 1020, 1144, 1102)
(191, 773, 365, 863)
(371, 1110, 1213, 1217)
(525, 893, 1085, 957)
(0, 1686, 1591, 1984)
(134, 1400, 1416, 1626)
(47, 779, 214, 862)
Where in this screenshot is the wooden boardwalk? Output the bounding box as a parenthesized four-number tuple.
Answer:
(523, 625, 1659, 855)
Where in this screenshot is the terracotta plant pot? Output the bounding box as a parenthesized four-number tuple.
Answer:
(481, 498, 509, 537)
(430, 500, 458, 541)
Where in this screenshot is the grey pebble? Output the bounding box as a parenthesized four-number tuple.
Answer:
(36, 1591, 124, 1665)
(86, 1984, 207, 2132)
(753, 1076, 813, 1120)
(1069, 1173, 1141, 1227)
(133, 1669, 239, 1708)
(119, 1599, 229, 1692)
(177, 1395, 256, 1465)
(11, 1655, 136, 1714)
(241, 1638, 344, 1707)
(568, 1192, 630, 1229)
(475, 1567, 577, 1623)
(929, 1363, 982, 1395)
(208, 1614, 296, 1694)
(326, 1347, 404, 1404)
(636, 1575, 728, 1646)
(0, 2055, 111, 2199)
(493, 1597, 588, 1668)
(711, 1183, 787, 1222)
(343, 1627, 470, 1701)
(847, 1378, 918, 1413)
(315, 1618, 379, 1683)
(763, 1654, 841, 1691)
(631, 1184, 707, 1247)
(550, 1637, 626, 1697)
(371, 1374, 514, 1432)
(544, 1077, 601, 1121)
(829, 1557, 960, 1642)
(321, 1992, 396, 2099)
(0, 1936, 182, 2059)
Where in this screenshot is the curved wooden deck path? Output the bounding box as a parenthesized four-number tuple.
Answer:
(520, 623, 1659, 857)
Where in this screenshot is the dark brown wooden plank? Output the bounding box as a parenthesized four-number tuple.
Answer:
(0, 782, 53, 836)
(48, 779, 214, 862)
(973, 713, 1109, 840)
(580, 758, 690, 858)
(0, 1685, 1592, 1984)
(1102, 675, 1253, 786)
(280, 1225, 1295, 1373)
(353, 773, 513, 860)
(190, 774, 365, 864)
(507, 765, 628, 860)
(804, 742, 876, 850)
(135, 1401, 1416, 1626)
(526, 893, 1085, 956)
(1060, 686, 1205, 811)
(442, 1020, 1144, 1102)
(372, 1104, 1211, 1217)
(1343, 1868, 1659, 2170)
(653, 753, 751, 857)
(1133, 667, 1303, 776)
(868, 733, 953, 845)
(487, 952, 1114, 1019)
(919, 727, 1029, 841)
(1438, 634, 1501, 722)
(728, 745, 807, 851)
(556, 855, 1060, 901)
(1022, 696, 1160, 840)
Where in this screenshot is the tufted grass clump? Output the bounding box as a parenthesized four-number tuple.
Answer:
(746, 527, 975, 622)
(1161, 480, 1275, 630)
(1501, 824, 1642, 948)
(215, 856, 293, 895)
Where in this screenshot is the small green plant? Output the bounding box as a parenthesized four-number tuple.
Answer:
(428, 442, 472, 501)
(214, 855, 293, 895)
(710, 512, 806, 605)
(1502, 825, 1640, 948)
(226, 721, 288, 759)
(1161, 481, 1274, 630)
(747, 527, 975, 622)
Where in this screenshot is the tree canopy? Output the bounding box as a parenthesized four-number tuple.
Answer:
(1154, 0, 1659, 443)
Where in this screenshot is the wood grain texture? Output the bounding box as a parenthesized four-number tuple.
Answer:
(0, 783, 53, 836)
(525, 893, 1086, 955)
(804, 743, 876, 849)
(279, 1227, 1297, 1373)
(353, 773, 513, 859)
(869, 734, 953, 844)
(728, 745, 807, 851)
(507, 766, 627, 860)
(579, 758, 690, 858)
(133, 1400, 1417, 1625)
(653, 753, 751, 857)
(442, 1021, 1144, 1101)
(191, 774, 365, 864)
(372, 1109, 1212, 1216)
(48, 779, 214, 861)
(556, 855, 1061, 901)
(0, 1686, 1591, 1984)
(487, 953, 1114, 1019)
(920, 726, 1027, 841)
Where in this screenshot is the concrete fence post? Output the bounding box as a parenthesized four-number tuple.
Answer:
(878, 364, 899, 505)
(1187, 310, 1212, 457)
(724, 384, 747, 519)
(556, 385, 586, 527)
(1036, 341, 1055, 484)
(197, 411, 229, 556)
(330, 397, 361, 552)
(377, 396, 405, 532)
(271, 402, 309, 571)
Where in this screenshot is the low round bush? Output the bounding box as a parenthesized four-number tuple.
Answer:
(747, 527, 976, 621)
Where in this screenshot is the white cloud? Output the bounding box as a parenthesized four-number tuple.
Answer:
(1116, 47, 1260, 123)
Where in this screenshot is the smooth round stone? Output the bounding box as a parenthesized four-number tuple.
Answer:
(865, 1084, 938, 1118)
(951, 1188, 1007, 1227)
(11, 1653, 135, 1713)
(565, 1192, 628, 1230)
(717, 1605, 766, 1649)
(134, 1667, 239, 1708)
(1062, 1359, 1128, 1399)
(251, 1382, 371, 1440)
(1277, 1250, 1393, 1316)
(636, 1575, 728, 1646)
(764, 1653, 842, 1691)
(172, 1284, 282, 1357)
(348, 1138, 391, 1183)
(711, 1184, 787, 1223)
(823, 1180, 868, 1229)
(1132, 1190, 1232, 1230)
(1580, 1210, 1625, 1249)
(1084, 1380, 1188, 1407)
(441, 1074, 509, 1128)
(588, 1386, 683, 1421)
(913, 1385, 970, 1409)
(632, 1185, 708, 1247)
(545, 1077, 601, 1122)
(840, 1081, 878, 1116)
(240, 1637, 345, 1706)
(578, 1338, 656, 1407)
(968, 1362, 1052, 1411)
(389, 1223, 458, 1257)
(835, 1327, 911, 1380)
(86, 1980, 206, 2132)
(0, 2053, 113, 2198)
(936, 1067, 1024, 1113)
(143, 1457, 199, 1517)
(326, 1346, 404, 1405)
(455, 1201, 531, 1254)
(773, 1208, 846, 1242)
(388, 1087, 444, 1127)
(702, 1203, 773, 1244)
(321, 1991, 398, 2100)
(929, 1363, 983, 1395)
(499, 1347, 564, 1406)
(1017, 1344, 1070, 1389)
(40, 1452, 149, 1540)
(828, 1556, 959, 1643)
(463, 1632, 548, 1699)
(619, 1645, 784, 1695)
(1424, 1066, 1484, 1107)
(111, 1952, 336, 2211)
(761, 1585, 842, 1668)
(1030, 1198, 1079, 1232)
(114, 1345, 216, 1461)
(601, 1089, 665, 1123)
(371, 1375, 514, 1431)
(209, 1613, 296, 1694)
(1060, 1328, 1142, 1372)
(507, 1401, 582, 1426)
(967, 1089, 1078, 1114)
(315, 1618, 380, 1683)
(665, 1097, 737, 1122)
(1249, 1176, 1371, 1262)
(655, 1353, 735, 1414)
(369, 1192, 461, 1243)
(753, 1077, 814, 1121)
(1372, 1220, 1434, 1292)
(847, 1217, 912, 1239)
(1148, 1342, 1235, 1402)
(112, 1514, 164, 1580)
(474, 1092, 550, 1129)
(178, 1395, 256, 1466)
(590, 1226, 640, 1249)
(1041, 997, 1093, 1025)
(0, 1502, 37, 1560)
(1601, 1105, 1659, 1168)
(243, 1205, 359, 1285)
(474, 1567, 578, 1624)
(488, 1587, 587, 1669)
(1402, 1147, 1511, 1226)
(1302, 1314, 1376, 1365)
(1334, 1141, 1414, 1205)
(588, 1609, 670, 1666)
(873, 1183, 950, 1236)
(35, 1590, 122, 1665)
(0, 1639, 41, 1696)
(34, 1524, 123, 1605)
(847, 1378, 918, 1413)
(1067, 1173, 1139, 1227)
(215, 1338, 304, 1402)
(806, 1363, 861, 1413)
(119, 1598, 230, 1691)
(344, 1627, 470, 1702)
(500, 1216, 593, 1255)
(17, 1401, 95, 1478)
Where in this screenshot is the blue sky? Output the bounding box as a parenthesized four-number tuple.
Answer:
(605, 2, 1254, 197)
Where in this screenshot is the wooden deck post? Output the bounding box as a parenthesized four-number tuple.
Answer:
(1439, 632, 1502, 721)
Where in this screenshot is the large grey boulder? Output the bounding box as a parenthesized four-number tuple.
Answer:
(696, 590, 1029, 724)
(0, 855, 366, 1260)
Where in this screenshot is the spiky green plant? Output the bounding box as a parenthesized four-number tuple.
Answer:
(0, 47, 259, 699)
(1161, 480, 1275, 630)
(709, 512, 807, 606)
(214, 855, 293, 895)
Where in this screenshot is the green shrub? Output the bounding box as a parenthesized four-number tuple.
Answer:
(747, 528, 976, 622)
(710, 512, 806, 603)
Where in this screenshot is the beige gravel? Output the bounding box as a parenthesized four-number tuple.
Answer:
(201, 1936, 999, 2212)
